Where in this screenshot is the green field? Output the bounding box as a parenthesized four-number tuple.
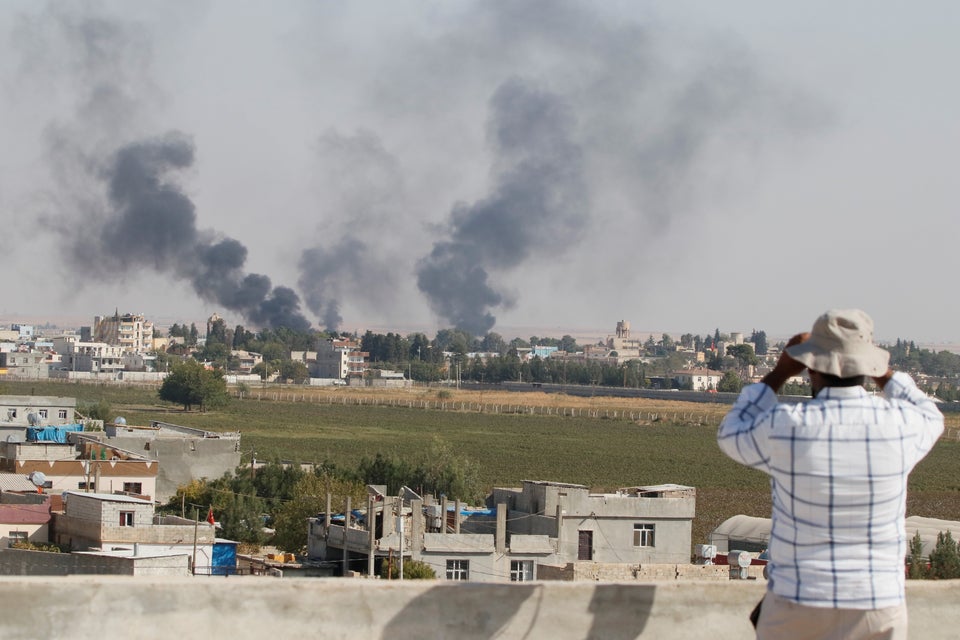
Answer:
(5, 380, 960, 547)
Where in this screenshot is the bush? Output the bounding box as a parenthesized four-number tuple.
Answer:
(12, 541, 62, 553)
(77, 399, 112, 422)
(381, 559, 436, 580)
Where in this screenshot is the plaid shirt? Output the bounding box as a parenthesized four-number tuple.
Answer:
(718, 372, 944, 609)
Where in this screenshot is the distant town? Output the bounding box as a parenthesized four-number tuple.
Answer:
(1, 311, 958, 583)
(2, 312, 959, 399)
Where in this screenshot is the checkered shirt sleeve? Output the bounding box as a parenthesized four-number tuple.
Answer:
(717, 372, 944, 609)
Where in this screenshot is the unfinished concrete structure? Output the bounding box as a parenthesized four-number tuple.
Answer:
(492, 481, 695, 566)
(309, 481, 696, 582)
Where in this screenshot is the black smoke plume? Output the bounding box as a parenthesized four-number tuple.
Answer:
(75, 132, 311, 331)
(416, 78, 588, 334)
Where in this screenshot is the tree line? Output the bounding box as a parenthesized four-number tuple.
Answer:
(157, 439, 482, 554)
(156, 320, 959, 394)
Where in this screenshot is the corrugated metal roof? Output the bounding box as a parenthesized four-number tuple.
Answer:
(61, 491, 152, 505)
(0, 473, 37, 492)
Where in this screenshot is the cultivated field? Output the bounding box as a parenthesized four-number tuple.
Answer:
(4, 380, 960, 548)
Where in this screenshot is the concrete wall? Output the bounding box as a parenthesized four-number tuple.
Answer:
(559, 516, 692, 564)
(0, 578, 957, 640)
(107, 435, 240, 503)
(0, 549, 190, 576)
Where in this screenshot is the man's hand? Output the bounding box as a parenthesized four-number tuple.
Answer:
(761, 332, 809, 393)
(872, 369, 894, 390)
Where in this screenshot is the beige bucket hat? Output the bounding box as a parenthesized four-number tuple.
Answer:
(785, 309, 890, 378)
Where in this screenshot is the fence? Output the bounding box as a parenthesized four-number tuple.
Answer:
(246, 390, 725, 426)
(246, 389, 960, 435)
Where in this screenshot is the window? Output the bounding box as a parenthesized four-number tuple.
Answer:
(119, 511, 134, 527)
(634, 523, 656, 547)
(8, 531, 27, 547)
(123, 482, 142, 495)
(445, 559, 469, 581)
(38, 409, 48, 419)
(78, 481, 95, 491)
(510, 560, 534, 582)
(58, 409, 68, 419)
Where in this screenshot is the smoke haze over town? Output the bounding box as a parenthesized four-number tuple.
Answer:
(2, 1, 958, 342)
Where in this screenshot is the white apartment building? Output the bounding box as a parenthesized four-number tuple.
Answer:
(51, 337, 125, 374)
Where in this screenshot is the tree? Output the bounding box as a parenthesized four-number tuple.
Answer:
(271, 472, 366, 554)
(929, 530, 960, 579)
(279, 360, 310, 384)
(189, 323, 199, 346)
(77, 399, 112, 422)
(717, 371, 744, 393)
(207, 317, 228, 346)
(750, 330, 768, 356)
(158, 360, 229, 411)
(907, 531, 928, 579)
(726, 344, 759, 369)
(480, 332, 506, 354)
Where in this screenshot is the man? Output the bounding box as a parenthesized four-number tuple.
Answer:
(718, 309, 944, 639)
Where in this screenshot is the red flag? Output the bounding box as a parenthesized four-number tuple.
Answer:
(206, 506, 215, 525)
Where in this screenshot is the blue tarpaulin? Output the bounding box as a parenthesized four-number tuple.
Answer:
(212, 541, 238, 576)
(26, 425, 84, 443)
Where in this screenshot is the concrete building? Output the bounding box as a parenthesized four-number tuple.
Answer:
(230, 350, 263, 374)
(105, 420, 242, 503)
(308, 339, 369, 380)
(606, 319, 644, 359)
(50, 337, 126, 374)
(0, 395, 76, 429)
(0, 435, 158, 500)
(673, 369, 723, 391)
(0, 350, 50, 379)
(309, 481, 696, 583)
(11, 324, 34, 340)
(0, 502, 50, 547)
(53, 492, 216, 571)
(493, 481, 695, 566)
(93, 312, 154, 354)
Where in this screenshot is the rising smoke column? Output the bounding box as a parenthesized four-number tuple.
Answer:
(297, 129, 407, 331)
(416, 78, 588, 335)
(77, 131, 311, 331)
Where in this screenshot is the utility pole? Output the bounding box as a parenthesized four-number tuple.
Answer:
(192, 508, 199, 576)
(397, 493, 404, 581)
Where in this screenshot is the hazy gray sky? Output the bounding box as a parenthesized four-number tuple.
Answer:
(1, 1, 957, 343)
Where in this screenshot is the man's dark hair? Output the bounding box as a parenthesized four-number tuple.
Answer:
(818, 373, 866, 387)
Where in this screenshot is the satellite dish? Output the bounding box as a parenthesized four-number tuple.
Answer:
(28, 471, 47, 493)
(114, 417, 127, 426)
(27, 412, 42, 426)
